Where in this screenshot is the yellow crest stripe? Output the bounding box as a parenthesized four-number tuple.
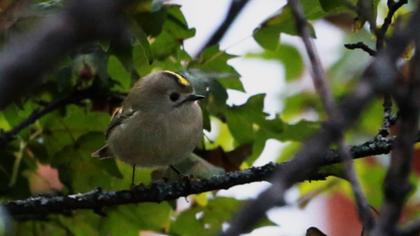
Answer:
(163, 70, 190, 87)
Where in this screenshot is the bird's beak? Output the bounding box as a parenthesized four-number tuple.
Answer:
(176, 94, 205, 107)
(184, 94, 205, 102)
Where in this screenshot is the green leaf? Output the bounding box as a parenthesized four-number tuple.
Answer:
(148, 49, 186, 72)
(106, 161, 153, 189)
(131, 24, 153, 76)
(165, 5, 196, 40)
(151, 31, 178, 59)
(319, 0, 342, 11)
(0, 149, 31, 198)
(170, 208, 207, 236)
(51, 132, 122, 192)
(2, 102, 35, 128)
(135, 7, 167, 36)
(356, 0, 381, 32)
(354, 98, 383, 135)
(149, 5, 194, 60)
(282, 92, 322, 120)
(225, 94, 267, 144)
(170, 197, 275, 235)
(319, 0, 357, 13)
(0, 112, 10, 130)
(15, 220, 71, 236)
(191, 46, 244, 91)
(133, 42, 152, 76)
(225, 109, 255, 144)
(253, 0, 323, 44)
(100, 203, 172, 235)
(107, 55, 132, 91)
(223, 94, 317, 164)
(276, 142, 301, 163)
(247, 43, 304, 81)
(253, 26, 281, 50)
(245, 118, 319, 164)
(358, 160, 386, 207)
(40, 105, 109, 157)
(246, 131, 267, 164)
(279, 120, 320, 141)
(56, 212, 101, 236)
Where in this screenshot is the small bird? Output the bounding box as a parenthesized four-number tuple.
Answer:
(92, 71, 204, 182)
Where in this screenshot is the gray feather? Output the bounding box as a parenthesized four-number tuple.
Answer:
(105, 107, 134, 139)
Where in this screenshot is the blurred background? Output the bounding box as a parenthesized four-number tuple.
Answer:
(0, 0, 419, 235)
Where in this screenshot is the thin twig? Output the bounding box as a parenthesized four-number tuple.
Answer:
(0, 87, 124, 147)
(376, 0, 407, 139)
(0, 89, 91, 147)
(288, 0, 374, 230)
(195, 0, 251, 57)
(376, 0, 408, 51)
(344, 42, 377, 56)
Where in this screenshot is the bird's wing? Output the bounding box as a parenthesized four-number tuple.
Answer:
(91, 144, 113, 159)
(105, 106, 135, 139)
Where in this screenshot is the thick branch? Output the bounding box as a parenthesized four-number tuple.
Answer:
(3, 133, 420, 218)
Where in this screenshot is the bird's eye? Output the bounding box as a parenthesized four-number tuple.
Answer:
(169, 92, 180, 102)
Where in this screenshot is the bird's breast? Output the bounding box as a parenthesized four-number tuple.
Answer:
(108, 104, 203, 167)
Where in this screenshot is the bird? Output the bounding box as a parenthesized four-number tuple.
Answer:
(91, 71, 205, 184)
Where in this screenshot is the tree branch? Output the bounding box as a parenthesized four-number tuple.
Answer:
(346, 1, 407, 140)
(0, 89, 91, 147)
(344, 42, 377, 56)
(195, 0, 251, 57)
(272, 0, 375, 231)
(0, 86, 124, 147)
(3, 132, 420, 219)
(377, 0, 407, 141)
(376, 0, 408, 51)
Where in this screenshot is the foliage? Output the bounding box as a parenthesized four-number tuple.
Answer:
(0, 0, 418, 235)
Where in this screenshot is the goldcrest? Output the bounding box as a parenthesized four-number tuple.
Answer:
(92, 71, 204, 168)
